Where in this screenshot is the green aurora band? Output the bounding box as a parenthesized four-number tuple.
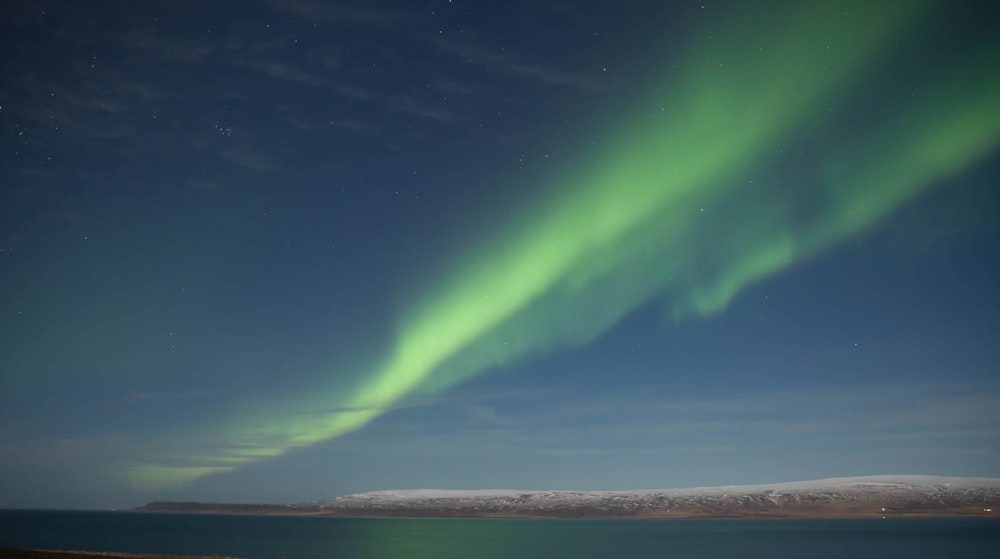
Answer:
(127, 1, 1000, 490)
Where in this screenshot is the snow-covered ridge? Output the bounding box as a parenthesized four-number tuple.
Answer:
(137, 475, 1000, 518)
(302, 475, 999, 517)
(329, 475, 1000, 502)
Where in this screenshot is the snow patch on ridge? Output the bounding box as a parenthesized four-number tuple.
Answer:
(330, 475, 1000, 502)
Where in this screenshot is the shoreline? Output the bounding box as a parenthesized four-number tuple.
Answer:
(128, 505, 997, 519)
(0, 550, 241, 559)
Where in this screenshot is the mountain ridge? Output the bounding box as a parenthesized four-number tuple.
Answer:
(135, 475, 1000, 518)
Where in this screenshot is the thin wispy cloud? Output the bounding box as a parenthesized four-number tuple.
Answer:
(266, 0, 404, 27)
(124, 26, 216, 63)
(426, 35, 609, 91)
(349, 380, 1000, 466)
(232, 57, 330, 87)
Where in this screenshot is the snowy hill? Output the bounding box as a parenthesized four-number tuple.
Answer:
(137, 475, 1000, 518)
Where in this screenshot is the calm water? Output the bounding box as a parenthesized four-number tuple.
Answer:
(1, 511, 997, 559)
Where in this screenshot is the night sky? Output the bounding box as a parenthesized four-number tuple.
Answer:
(2, 0, 999, 509)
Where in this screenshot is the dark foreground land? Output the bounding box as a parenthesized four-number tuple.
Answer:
(0, 551, 239, 559)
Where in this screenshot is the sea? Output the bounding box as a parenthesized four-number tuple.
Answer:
(1, 511, 998, 559)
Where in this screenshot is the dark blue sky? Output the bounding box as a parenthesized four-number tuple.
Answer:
(2, 0, 999, 509)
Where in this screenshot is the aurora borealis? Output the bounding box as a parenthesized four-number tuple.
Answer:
(2, 1, 999, 508)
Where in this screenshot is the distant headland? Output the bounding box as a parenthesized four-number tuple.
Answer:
(134, 475, 999, 519)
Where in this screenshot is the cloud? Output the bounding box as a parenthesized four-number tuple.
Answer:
(231, 57, 330, 87)
(338, 380, 1000, 464)
(123, 26, 216, 63)
(229, 57, 462, 123)
(266, 0, 403, 27)
(126, 388, 223, 404)
(426, 34, 608, 91)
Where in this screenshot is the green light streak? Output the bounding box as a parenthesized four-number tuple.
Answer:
(126, 466, 235, 492)
(128, 1, 1000, 489)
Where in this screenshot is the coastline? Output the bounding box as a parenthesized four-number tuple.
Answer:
(129, 504, 996, 519)
(0, 550, 241, 559)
